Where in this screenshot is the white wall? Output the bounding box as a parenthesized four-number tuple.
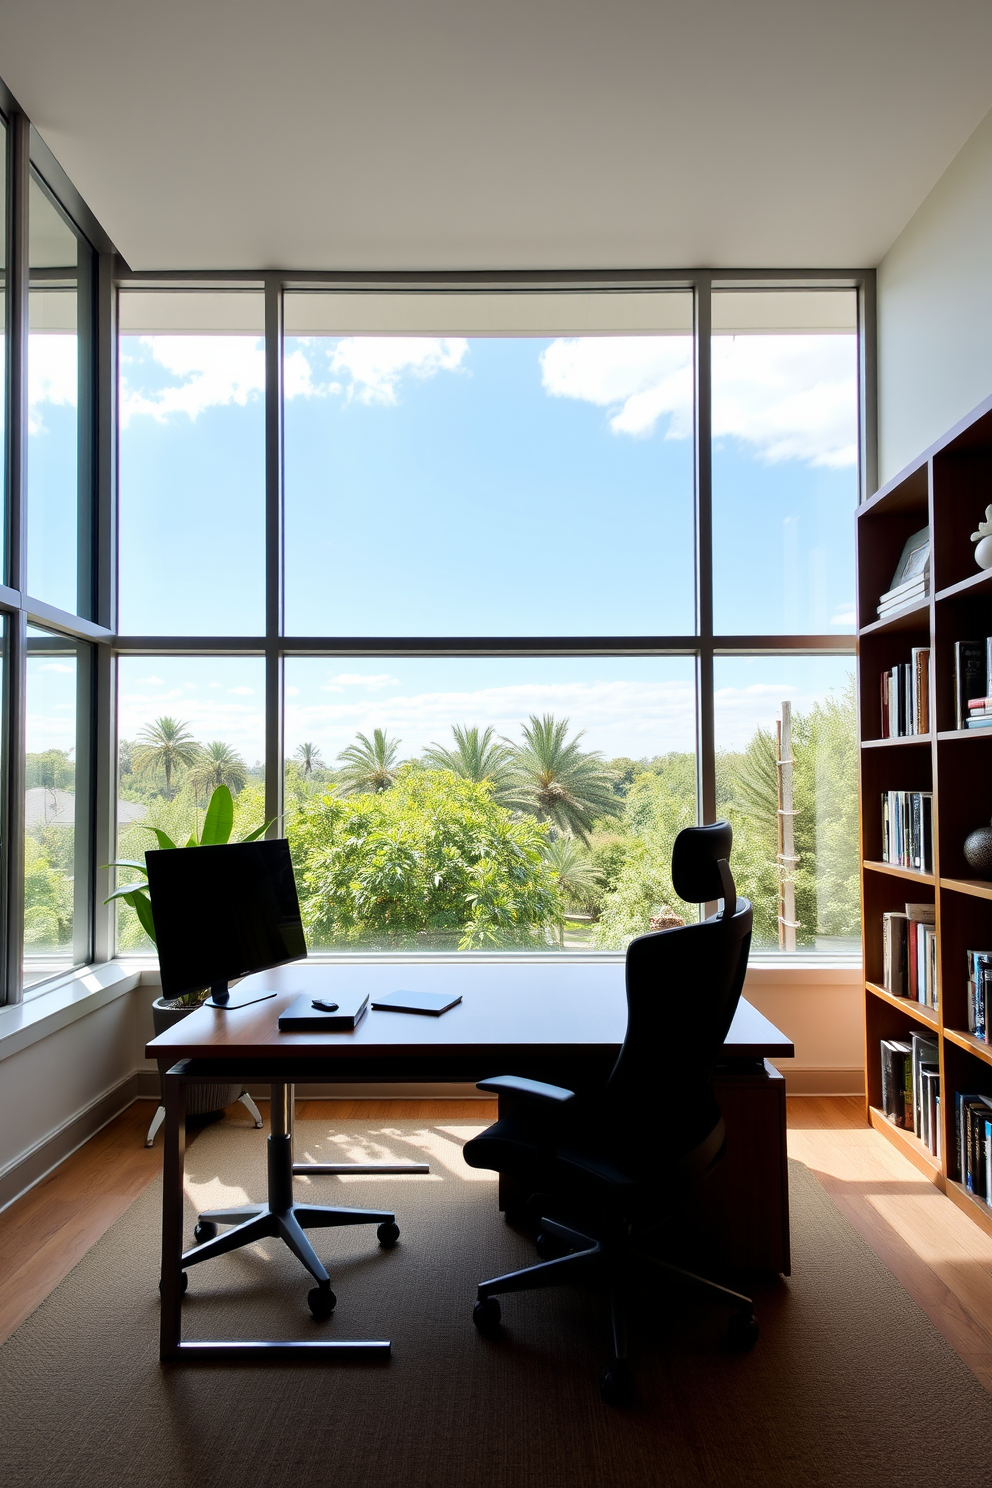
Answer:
(877, 105, 992, 485)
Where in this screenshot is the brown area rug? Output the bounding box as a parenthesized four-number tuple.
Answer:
(2, 1115, 991, 1488)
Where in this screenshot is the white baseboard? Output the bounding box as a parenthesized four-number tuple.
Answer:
(0, 1073, 140, 1214)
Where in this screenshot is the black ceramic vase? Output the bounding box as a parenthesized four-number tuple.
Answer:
(963, 819, 992, 878)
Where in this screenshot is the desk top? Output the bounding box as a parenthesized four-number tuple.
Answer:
(146, 961, 794, 1063)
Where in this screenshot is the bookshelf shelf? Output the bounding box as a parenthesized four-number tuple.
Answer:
(938, 877, 992, 902)
(859, 392, 992, 1241)
(943, 1026, 992, 1065)
(865, 980, 939, 1028)
(858, 599, 931, 638)
(867, 1105, 942, 1179)
(862, 860, 935, 885)
(862, 735, 932, 750)
(935, 567, 992, 604)
(945, 1180, 992, 1241)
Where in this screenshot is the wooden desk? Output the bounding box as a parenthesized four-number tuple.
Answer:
(148, 965, 794, 1361)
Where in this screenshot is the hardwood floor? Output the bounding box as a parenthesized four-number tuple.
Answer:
(3, 1093, 992, 1395)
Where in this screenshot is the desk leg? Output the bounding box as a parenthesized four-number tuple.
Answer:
(159, 1064, 187, 1363)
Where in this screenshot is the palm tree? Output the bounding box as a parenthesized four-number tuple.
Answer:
(189, 740, 248, 797)
(295, 741, 325, 777)
(423, 725, 515, 801)
(543, 836, 603, 946)
(132, 716, 199, 800)
(507, 714, 622, 844)
(336, 728, 402, 794)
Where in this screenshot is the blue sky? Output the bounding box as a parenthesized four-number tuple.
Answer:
(28, 324, 857, 760)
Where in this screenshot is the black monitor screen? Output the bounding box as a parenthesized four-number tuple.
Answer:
(145, 838, 307, 999)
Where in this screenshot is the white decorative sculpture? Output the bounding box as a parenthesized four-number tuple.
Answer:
(972, 506, 992, 570)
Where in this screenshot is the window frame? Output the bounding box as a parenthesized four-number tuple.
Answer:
(107, 268, 869, 967)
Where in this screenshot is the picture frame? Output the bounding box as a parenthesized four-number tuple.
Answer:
(889, 526, 930, 591)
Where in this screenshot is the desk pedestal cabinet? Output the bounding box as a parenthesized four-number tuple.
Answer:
(497, 1060, 790, 1278)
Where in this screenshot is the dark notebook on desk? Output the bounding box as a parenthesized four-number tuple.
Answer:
(278, 993, 369, 1031)
(371, 991, 462, 1016)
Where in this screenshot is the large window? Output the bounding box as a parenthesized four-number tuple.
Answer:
(112, 279, 860, 964)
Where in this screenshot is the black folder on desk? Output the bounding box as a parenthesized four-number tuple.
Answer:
(278, 993, 369, 1031)
(370, 991, 462, 1016)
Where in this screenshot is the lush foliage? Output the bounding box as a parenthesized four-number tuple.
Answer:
(290, 768, 562, 950)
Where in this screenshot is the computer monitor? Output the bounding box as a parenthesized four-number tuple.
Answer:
(145, 838, 307, 1010)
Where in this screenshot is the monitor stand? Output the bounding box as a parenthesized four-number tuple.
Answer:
(204, 981, 278, 1011)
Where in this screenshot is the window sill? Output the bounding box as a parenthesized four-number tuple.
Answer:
(0, 962, 142, 1065)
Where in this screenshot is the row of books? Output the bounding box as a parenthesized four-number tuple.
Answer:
(881, 903, 937, 1006)
(880, 790, 933, 873)
(957, 1092, 992, 1203)
(953, 639, 992, 729)
(880, 1032, 940, 1154)
(879, 648, 930, 736)
(967, 949, 992, 1040)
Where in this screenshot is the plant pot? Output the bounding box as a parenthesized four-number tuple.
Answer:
(151, 997, 244, 1115)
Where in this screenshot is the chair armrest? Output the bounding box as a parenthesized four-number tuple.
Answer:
(476, 1075, 576, 1106)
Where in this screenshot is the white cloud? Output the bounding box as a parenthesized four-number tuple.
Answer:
(541, 337, 693, 439)
(136, 674, 165, 685)
(28, 335, 78, 434)
(713, 336, 857, 468)
(540, 333, 857, 468)
(329, 338, 468, 406)
(227, 686, 254, 696)
(39, 662, 75, 674)
(321, 672, 401, 693)
(119, 336, 265, 425)
(714, 678, 853, 750)
(830, 603, 856, 626)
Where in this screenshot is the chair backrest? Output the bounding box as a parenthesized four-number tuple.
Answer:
(603, 822, 753, 1156)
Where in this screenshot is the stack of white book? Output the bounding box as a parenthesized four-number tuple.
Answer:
(877, 572, 929, 618)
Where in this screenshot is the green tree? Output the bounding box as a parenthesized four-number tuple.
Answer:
(542, 836, 602, 947)
(25, 749, 75, 791)
(592, 752, 698, 947)
(336, 728, 402, 795)
(132, 716, 199, 800)
(507, 714, 622, 844)
(423, 725, 515, 801)
(291, 769, 562, 950)
(189, 740, 248, 797)
(295, 741, 325, 777)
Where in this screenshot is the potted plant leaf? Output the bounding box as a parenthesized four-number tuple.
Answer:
(106, 784, 272, 1142)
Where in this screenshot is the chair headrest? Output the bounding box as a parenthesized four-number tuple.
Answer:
(671, 821, 735, 905)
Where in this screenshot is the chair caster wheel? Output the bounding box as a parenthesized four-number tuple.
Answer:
(159, 1272, 188, 1296)
(535, 1230, 567, 1260)
(377, 1221, 400, 1248)
(727, 1311, 759, 1351)
(600, 1358, 635, 1407)
(193, 1221, 218, 1244)
(307, 1285, 336, 1320)
(473, 1296, 501, 1334)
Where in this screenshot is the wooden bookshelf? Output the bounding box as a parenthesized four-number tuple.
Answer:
(859, 391, 992, 1229)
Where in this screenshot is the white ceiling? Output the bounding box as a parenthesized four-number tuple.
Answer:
(3, 0, 992, 272)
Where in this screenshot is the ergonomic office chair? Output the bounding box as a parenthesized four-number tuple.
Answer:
(463, 821, 755, 1406)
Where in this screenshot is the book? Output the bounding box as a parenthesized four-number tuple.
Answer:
(911, 647, 930, 733)
(880, 1038, 913, 1128)
(880, 791, 933, 872)
(966, 716, 992, 729)
(954, 641, 986, 730)
(920, 1064, 940, 1152)
(882, 911, 908, 994)
(910, 1032, 940, 1138)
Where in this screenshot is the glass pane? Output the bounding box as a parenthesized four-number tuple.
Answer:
(283, 655, 696, 951)
(118, 291, 265, 635)
(712, 291, 858, 636)
(714, 656, 859, 955)
(24, 626, 91, 989)
(28, 176, 93, 617)
(115, 656, 266, 953)
(284, 292, 695, 636)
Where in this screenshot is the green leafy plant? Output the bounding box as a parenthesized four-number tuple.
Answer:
(104, 784, 271, 1004)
